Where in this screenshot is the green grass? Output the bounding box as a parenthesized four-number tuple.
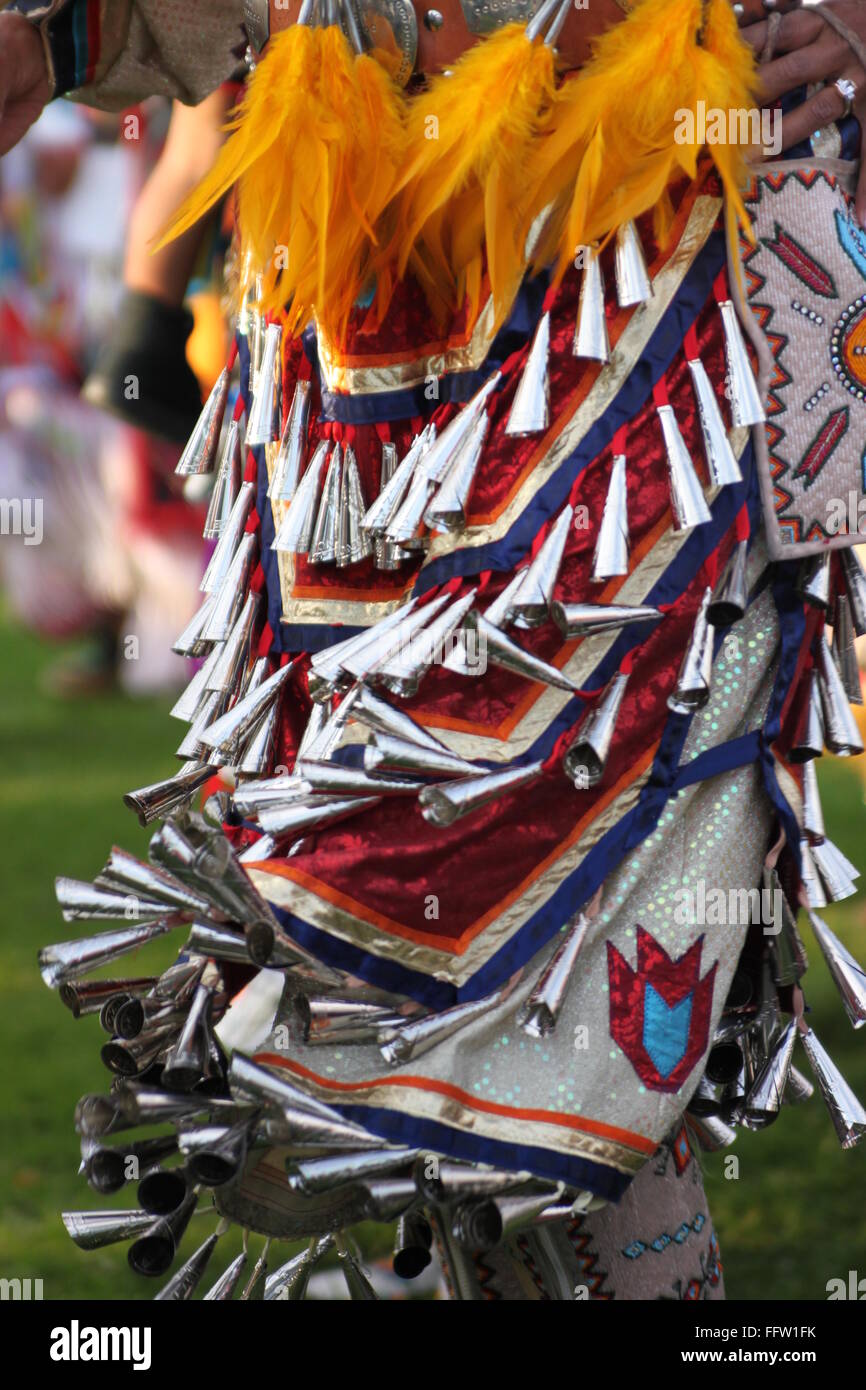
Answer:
(1, 609, 865, 1300)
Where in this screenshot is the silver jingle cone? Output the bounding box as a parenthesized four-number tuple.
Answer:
(228, 1052, 375, 1132)
(264, 1236, 334, 1301)
(85, 1135, 178, 1194)
(62, 1209, 154, 1250)
(592, 452, 629, 581)
(484, 568, 531, 629)
(551, 600, 661, 639)
(374, 443, 404, 569)
(310, 442, 343, 564)
(309, 600, 418, 692)
(796, 552, 831, 611)
(785, 1064, 814, 1104)
(744, 1019, 797, 1125)
(100, 846, 213, 917)
(344, 596, 450, 685)
(128, 1191, 198, 1277)
(162, 983, 214, 1091)
(719, 298, 766, 426)
(573, 250, 610, 361)
(337, 1245, 379, 1300)
(273, 439, 329, 554)
(817, 634, 864, 755)
(790, 668, 824, 763)
(246, 321, 281, 446)
(204, 1250, 248, 1301)
(342, 446, 374, 564)
(384, 465, 433, 548)
(202, 533, 258, 642)
(375, 589, 478, 697)
(363, 427, 433, 536)
(59, 975, 158, 1020)
(352, 682, 451, 755)
(658, 405, 712, 531)
(201, 480, 255, 594)
(840, 546, 866, 635)
(518, 910, 591, 1036)
(271, 380, 311, 501)
(688, 357, 742, 487)
(287, 1149, 417, 1197)
(765, 867, 808, 986)
(175, 368, 230, 476)
(294, 758, 423, 796)
(425, 411, 488, 532)
(186, 920, 257, 966)
(707, 538, 749, 627)
(361, 1178, 417, 1221)
(667, 587, 715, 712)
(494, 1188, 563, 1242)
(451, 1199, 502, 1250)
(799, 838, 827, 909)
(379, 986, 508, 1064)
(199, 663, 292, 757)
(170, 643, 221, 722)
(511, 505, 573, 629)
(393, 1213, 433, 1278)
(40, 919, 175, 988)
(290, 993, 405, 1047)
(237, 698, 280, 777)
(257, 795, 381, 838)
(173, 592, 219, 661)
(206, 592, 260, 695)
(564, 671, 630, 786)
(419, 759, 544, 827)
(54, 878, 167, 923)
(415, 1159, 526, 1203)
(419, 373, 499, 486)
(833, 593, 862, 704)
(811, 834, 857, 901)
(614, 220, 652, 306)
(364, 731, 482, 779)
(802, 757, 825, 841)
(506, 311, 550, 435)
(685, 1112, 738, 1151)
(800, 1025, 866, 1148)
(468, 611, 577, 691)
(123, 762, 215, 826)
(809, 911, 866, 1028)
(154, 1231, 220, 1300)
(204, 418, 243, 539)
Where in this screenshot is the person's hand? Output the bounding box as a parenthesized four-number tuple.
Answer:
(733, 0, 802, 26)
(741, 2, 866, 222)
(0, 13, 53, 157)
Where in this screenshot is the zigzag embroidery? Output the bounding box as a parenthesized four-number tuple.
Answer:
(565, 1217, 614, 1300)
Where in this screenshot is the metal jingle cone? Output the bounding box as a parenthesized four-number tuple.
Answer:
(237, 698, 281, 777)
(343, 446, 374, 564)
(123, 762, 215, 827)
(415, 1158, 527, 1204)
(667, 587, 715, 713)
(294, 758, 423, 796)
(264, 1236, 334, 1301)
(228, 1052, 374, 1129)
(506, 310, 550, 435)
(817, 634, 864, 755)
(240, 1247, 269, 1301)
(790, 668, 825, 763)
(494, 1188, 563, 1241)
(425, 412, 488, 532)
(363, 428, 432, 536)
(310, 441, 343, 564)
(364, 731, 482, 779)
(799, 1025, 866, 1148)
(518, 910, 591, 1037)
(101, 847, 213, 917)
(483, 569, 531, 629)
(379, 986, 508, 1065)
(186, 920, 257, 965)
(765, 868, 808, 986)
(785, 1063, 814, 1104)
(309, 601, 418, 692)
(154, 1231, 220, 1300)
(343, 596, 449, 684)
(128, 1191, 198, 1278)
(175, 367, 230, 476)
(161, 984, 214, 1091)
(510, 506, 573, 629)
(591, 452, 629, 583)
(276, 1099, 388, 1150)
(175, 691, 228, 763)
(799, 838, 827, 908)
(289, 991, 405, 1046)
(231, 774, 313, 814)
(288, 1148, 417, 1197)
(564, 672, 630, 786)
(822, 835, 860, 884)
(451, 1198, 502, 1251)
(137, 1163, 191, 1215)
(206, 592, 260, 694)
(76, 1087, 235, 1139)
(246, 321, 282, 446)
(374, 443, 403, 569)
(719, 298, 766, 427)
(467, 611, 577, 692)
(53, 878, 168, 923)
(101, 1017, 181, 1078)
(201, 481, 255, 594)
(658, 405, 712, 531)
(744, 1019, 797, 1126)
(172, 591, 218, 660)
(840, 546, 866, 636)
(384, 465, 433, 548)
(63, 1208, 155, 1250)
(418, 759, 544, 828)
(684, 1112, 738, 1151)
(833, 593, 863, 704)
(257, 794, 381, 838)
(573, 250, 610, 362)
(688, 356, 742, 488)
(60, 976, 158, 1020)
(204, 1250, 248, 1300)
(796, 552, 832, 611)
(237, 833, 280, 863)
(551, 600, 661, 639)
(273, 440, 329, 554)
(170, 644, 221, 724)
(393, 1212, 433, 1279)
(202, 534, 258, 644)
(204, 419, 243, 540)
(85, 1135, 179, 1194)
(352, 683, 451, 755)
(418, 373, 500, 487)
(375, 589, 478, 697)
(810, 836, 856, 904)
(809, 911, 866, 1028)
(802, 758, 826, 843)
(270, 380, 311, 501)
(199, 663, 292, 757)
(361, 1178, 418, 1222)
(614, 220, 653, 306)
(39, 919, 175, 988)
(337, 1244, 379, 1300)
(707, 539, 749, 627)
